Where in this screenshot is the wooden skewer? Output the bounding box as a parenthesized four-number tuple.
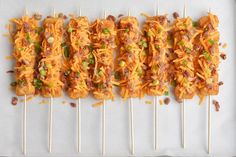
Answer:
(207, 8, 211, 154)
(208, 95, 211, 154)
(48, 8, 56, 153)
(127, 9, 135, 155)
(153, 0, 159, 150)
(76, 98, 81, 153)
(48, 96, 53, 153)
(102, 99, 106, 155)
(22, 8, 28, 155)
(76, 7, 82, 153)
(129, 98, 134, 155)
(181, 4, 186, 149)
(101, 10, 106, 156)
(23, 94, 27, 155)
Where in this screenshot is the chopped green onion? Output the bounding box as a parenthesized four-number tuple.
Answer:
(101, 43, 106, 49)
(103, 28, 110, 34)
(98, 83, 105, 89)
(138, 40, 148, 48)
(18, 79, 25, 86)
(155, 45, 160, 49)
(203, 51, 212, 61)
(152, 80, 159, 85)
(35, 27, 43, 34)
(178, 40, 184, 46)
(18, 47, 24, 51)
(98, 70, 104, 76)
(171, 80, 177, 87)
(67, 27, 73, 33)
(186, 47, 192, 53)
(47, 36, 54, 44)
(119, 60, 125, 67)
(34, 42, 41, 53)
(164, 91, 169, 96)
(40, 69, 46, 76)
(26, 32, 32, 43)
(76, 71, 80, 77)
(114, 71, 121, 80)
(208, 39, 215, 45)
(125, 28, 129, 33)
(147, 31, 152, 37)
(33, 79, 42, 89)
(88, 45, 94, 52)
(61, 42, 70, 58)
(182, 60, 188, 67)
(46, 63, 52, 69)
(192, 21, 198, 27)
(82, 61, 89, 69)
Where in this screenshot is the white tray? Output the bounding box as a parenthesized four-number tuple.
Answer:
(0, 0, 235, 156)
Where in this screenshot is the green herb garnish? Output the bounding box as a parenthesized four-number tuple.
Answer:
(103, 28, 110, 34)
(171, 80, 177, 87)
(33, 79, 42, 89)
(26, 32, 32, 43)
(18, 79, 25, 86)
(178, 40, 184, 46)
(138, 40, 147, 48)
(67, 27, 73, 33)
(192, 21, 198, 27)
(34, 42, 41, 53)
(76, 71, 80, 77)
(208, 39, 215, 45)
(125, 28, 129, 33)
(40, 69, 46, 76)
(203, 51, 212, 61)
(114, 71, 121, 80)
(164, 91, 169, 96)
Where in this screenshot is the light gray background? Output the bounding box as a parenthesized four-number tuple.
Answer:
(0, 0, 235, 156)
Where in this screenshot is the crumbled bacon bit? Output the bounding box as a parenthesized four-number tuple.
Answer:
(173, 12, 179, 19)
(107, 15, 116, 22)
(212, 100, 220, 112)
(164, 97, 170, 105)
(118, 14, 124, 18)
(11, 97, 18, 106)
(220, 53, 226, 60)
(218, 81, 224, 86)
(70, 102, 76, 108)
(33, 13, 42, 20)
(6, 70, 14, 73)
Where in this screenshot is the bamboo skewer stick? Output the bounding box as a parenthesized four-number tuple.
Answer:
(102, 99, 106, 155)
(47, 8, 56, 153)
(22, 8, 28, 155)
(76, 98, 81, 153)
(207, 8, 212, 154)
(48, 96, 53, 153)
(76, 7, 82, 153)
(101, 10, 106, 156)
(129, 98, 134, 155)
(23, 94, 27, 155)
(181, 4, 186, 149)
(208, 95, 211, 154)
(153, 0, 159, 150)
(127, 9, 135, 155)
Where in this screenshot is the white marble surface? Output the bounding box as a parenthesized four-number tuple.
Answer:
(0, 0, 235, 156)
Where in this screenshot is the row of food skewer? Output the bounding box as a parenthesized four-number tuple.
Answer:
(8, 4, 225, 155)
